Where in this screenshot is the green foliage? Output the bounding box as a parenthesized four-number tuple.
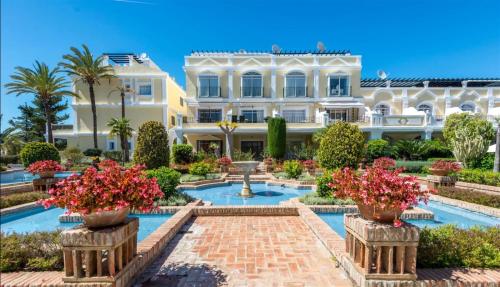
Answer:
(189, 162, 212, 176)
(366, 139, 394, 162)
(172, 144, 193, 164)
(62, 147, 84, 164)
(394, 140, 429, 160)
(83, 148, 102, 157)
(287, 143, 316, 160)
(134, 121, 169, 169)
(267, 117, 287, 159)
(145, 167, 181, 199)
(316, 172, 334, 198)
(232, 149, 254, 161)
(424, 140, 453, 158)
(438, 186, 500, 208)
(395, 160, 431, 174)
(0, 192, 49, 209)
(298, 192, 355, 205)
(103, 151, 122, 162)
(0, 231, 63, 272)
(317, 122, 365, 169)
(458, 169, 500, 187)
(180, 173, 221, 182)
(19, 142, 60, 167)
(452, 126, 491, 168)
(283, 160, 303, 179)
(418, 225, 500, 268)
(443, 113, 495, 146)
(0, 155, 20, 165)
(470, 153, 495, 170)
(157, 191, 194, 206)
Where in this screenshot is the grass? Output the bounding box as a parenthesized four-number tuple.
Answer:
(298, 192, 355, 205)
(437, 186, 500, 208)
(0, 192, 49, 209)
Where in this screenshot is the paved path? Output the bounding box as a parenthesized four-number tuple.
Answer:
(135, 216, 353, 287)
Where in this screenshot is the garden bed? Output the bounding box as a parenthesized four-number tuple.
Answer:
(437, 186, 500, 209)
(0, 192, 48, 209)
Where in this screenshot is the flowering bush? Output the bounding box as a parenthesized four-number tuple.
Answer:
(27, 160, 64, 174)
(328, 165, 433, 227)
(40, 160, 163, 215)
(217, 156, 232, 166)
(302, 160, 316, 169)
(431, 160, 461, 172)
(372, 157, 396, 169)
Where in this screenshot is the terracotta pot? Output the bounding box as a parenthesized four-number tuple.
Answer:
(429, 168, 450, 176)
(38, 170, 56, 178)
(82, 207, 130, 228)
(356, 203, 403, 223)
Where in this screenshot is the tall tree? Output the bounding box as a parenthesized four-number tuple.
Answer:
(5, 62, 76, 143)
(8, 103, 45, 142)
(108, 84, 134, 118)
(107, 117, 133, 162)
(60, 44, 114, 148)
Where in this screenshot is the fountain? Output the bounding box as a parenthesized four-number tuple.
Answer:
(232, 161, 260, 197)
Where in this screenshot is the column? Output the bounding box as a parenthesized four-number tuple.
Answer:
(313, 69, 320, 98)
(401, 89, 409, 110)
(271, 55, 276, 98)
(228, 69, 234, 99)
(487, 88, 494, 121)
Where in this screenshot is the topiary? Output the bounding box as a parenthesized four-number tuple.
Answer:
(283, 160, 303, 179)
(317, 122, 365, 169)
(267, 117, 286, 159)
(19, 142, 60, 167)
(83, 148, 102, 157)
(366, 139, 394, 162)
(134, 121, 169, 169)
(145, 167, 181, 199)
(188, 162, 212, 176)
(172, 144, 193, 164)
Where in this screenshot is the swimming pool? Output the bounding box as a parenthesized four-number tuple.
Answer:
(0, 206, 172, 241)
(0, 170, 75, 184)
(182, 183, 311, 205)
(317, 200, 500, 238)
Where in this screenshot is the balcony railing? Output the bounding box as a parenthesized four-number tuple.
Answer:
(284, 116, 317, 123)
(326, 87, 351, 97)
(284, 87, 308, 98)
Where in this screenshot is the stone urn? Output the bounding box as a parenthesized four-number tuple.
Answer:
(356, 203, 403, 224)
(233, 161, 259, 197)
(38, 170, 56, 178)
(82, 207, 130, 228)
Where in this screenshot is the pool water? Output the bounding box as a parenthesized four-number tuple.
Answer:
(183, 183, 311, 205)
(317, 201, 500, 238)
(0, 206, 172, 242)
(0, 170, 75, 184)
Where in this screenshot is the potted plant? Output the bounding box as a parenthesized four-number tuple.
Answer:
(429, 160, 461, 176)
(27, 160, 64, 178)
(40, 160, 163, 228)
(217, 155, 232, 173)
(329, 159, 433, 227)
(302, 159, 316, 175)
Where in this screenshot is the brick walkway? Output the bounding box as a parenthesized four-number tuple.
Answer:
(135, 216, 353, 287)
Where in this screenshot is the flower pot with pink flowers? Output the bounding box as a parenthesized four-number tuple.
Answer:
(27, 160, 64, 178)
(217, 156, 232, 173)
(328, 158, 433, 227)
(41, 160, 163, 228)
(428, 160, 461, 176)
(302, 159, 316, 175)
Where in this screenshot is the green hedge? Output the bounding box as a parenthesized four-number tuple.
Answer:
(267, 117, 286, 159)
(0, 192, 49, 209)
(134, 121, 169, 169)
(458, 169, 500, 187)
(298, 192, 355, 205)
(19, 142, 60, 167)
(418, 225, 500, 268)
(366, 139, 394, 162)
(172, 144, 193, 164)
(317, 122, 365, 169)
(145, 167, 181, 199)
(83, 148, 102, 157)
(437, 187, 500, 208)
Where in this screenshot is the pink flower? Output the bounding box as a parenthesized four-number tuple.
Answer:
(431, 160, 461, 172)
(27, 160, 64, 174)
(217, 156, 232, 166)
(393, 219, 403, 228)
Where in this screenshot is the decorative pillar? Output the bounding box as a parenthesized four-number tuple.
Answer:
(228, 69, 234, 99)
(271, 55, 277, 98)
(402, 89, 409, 110)
(313, 68, 320, 98)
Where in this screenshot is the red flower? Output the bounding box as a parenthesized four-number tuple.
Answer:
(27, 160, 64, 174)
(372, 157, 396, 169)
(217, 156, 232, 166)
(431, 160, 461, 172)
(302, 160, 316, 169)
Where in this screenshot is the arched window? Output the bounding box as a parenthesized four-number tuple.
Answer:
(460, 103, 475, 112)
(417, 103, 433, 115)
(242, 71, 262, 97)
(374, 104, 390, 116)
(285, 71, 306, 97)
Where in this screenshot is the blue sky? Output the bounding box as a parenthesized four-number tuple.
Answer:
(2, 0, 500, 130)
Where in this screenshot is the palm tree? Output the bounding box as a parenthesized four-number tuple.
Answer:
(60, 44, 115, 148)
(108, 83, 134, 118)
(107, 118, 133, 162)
(5, 62, 76, 143)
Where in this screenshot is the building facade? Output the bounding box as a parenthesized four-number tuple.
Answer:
(174, 49, 500, 158)
(54, 53, 186, 153)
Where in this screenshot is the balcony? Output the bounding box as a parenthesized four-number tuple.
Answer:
(241, 87, 266, 98)
(326, 87, 351, 97)
(284, 87, 308, 98)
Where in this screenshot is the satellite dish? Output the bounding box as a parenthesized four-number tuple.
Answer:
(317, 41, 326, 52)
(377, 70, 388, 80)
(272, 44, 281, 54)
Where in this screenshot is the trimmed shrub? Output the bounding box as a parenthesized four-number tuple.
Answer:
(458, 169, 500, 187)
(83, 148, 102, 157)
(418, 225, 500, 268)
(134, 121, 169, 169)
(0, 155, 20, 165)
(395, 160, 431, 174)
(366, 139, 393, 162)
(103, 151, 122, 162)
(62, 147, 84, 164)
(317, 122, 365, 169)
(145, 167, 181, 199)
(438, 186, 500, 208)
(0, 192, 49, 209)
(172, 144, 193, 164)
(19, 142, 60, 167)
(283, 160, 303, 179)
(316, 172, 334, 198)
(189, 162, 212, 176)
(267, 117, 286, 159)
(0, 231, 63, 272)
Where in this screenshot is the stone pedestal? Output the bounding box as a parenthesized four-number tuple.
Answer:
(343, 214, 419, 284)
(426, 175, 457, 189)
(32, 177, 61, 192)
(61, 217, 138, 284)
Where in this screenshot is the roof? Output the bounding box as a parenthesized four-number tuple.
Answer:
(190, 49, 351, 56)
(103, 53, 144, 64)
(361, 78, 500, 88)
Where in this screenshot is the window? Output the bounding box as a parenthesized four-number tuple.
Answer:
(241, 72, 263, 97)
(285, 72, 306, 97)
(282, 110, 306, 123)
(137, 79, 152, 96)
(108, 140, 116, 151)
(417, 104, 433, 115)
(460, 103, 475, 112)
(374, 104, 390, 116)
(180, 97, 184, 106)
(198, 109, 222, 123)
(241, 110, 264, 123)
(199, 75, 219, 97)
(328, 75, 350, 97)
(171, 115, 176, 126)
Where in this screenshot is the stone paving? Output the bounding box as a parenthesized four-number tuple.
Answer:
(135, 216, 353, 287)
